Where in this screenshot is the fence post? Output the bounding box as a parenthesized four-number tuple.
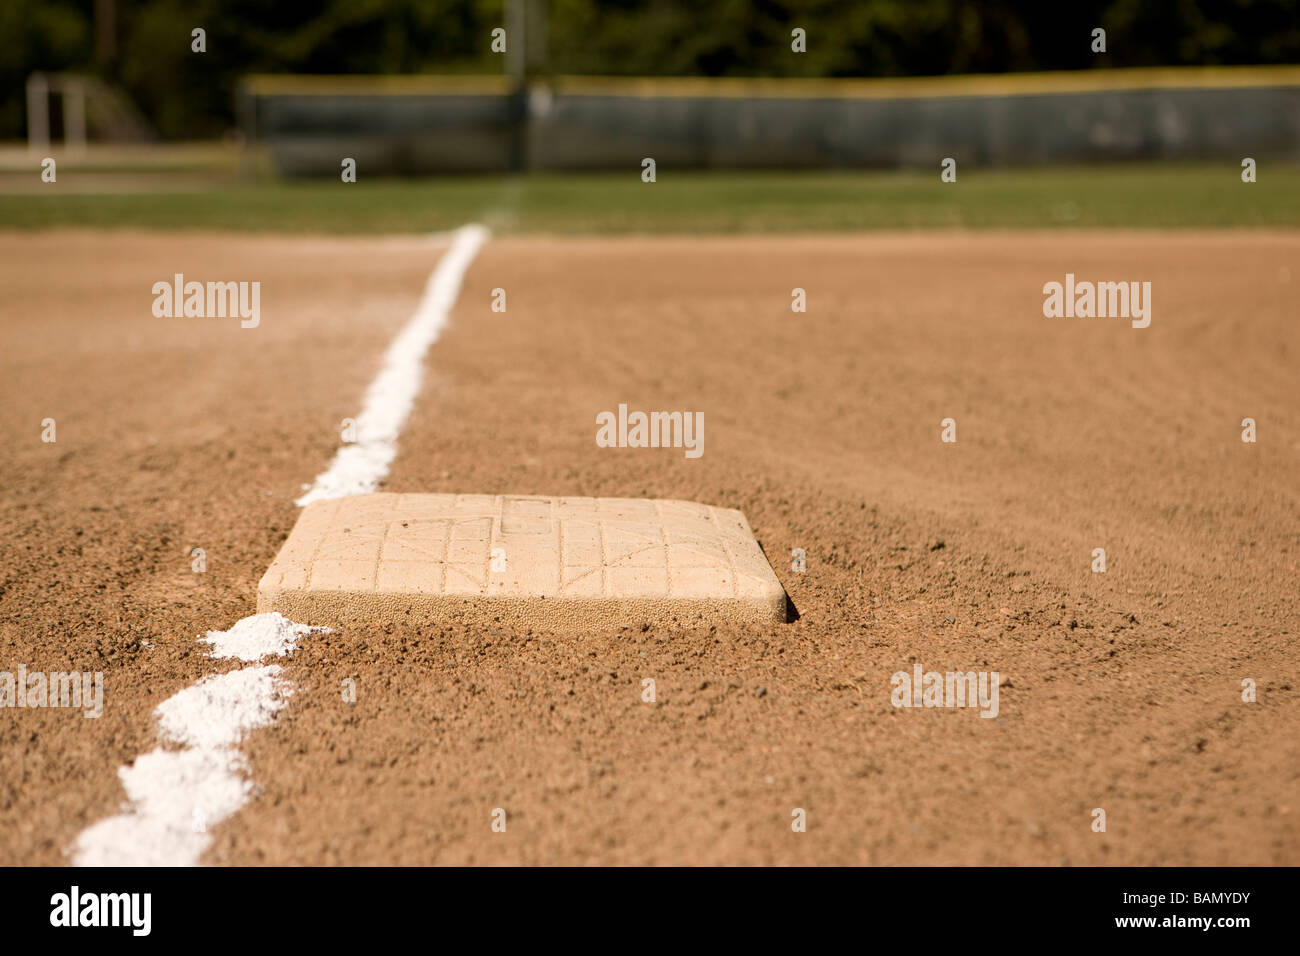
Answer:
(27, 73, 50, 155)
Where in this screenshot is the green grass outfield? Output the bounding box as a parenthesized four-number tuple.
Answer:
(2, 164, 1297, 233)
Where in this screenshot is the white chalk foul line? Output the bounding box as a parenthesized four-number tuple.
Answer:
(297, 223, 490, 505)
(71, 615, 328, 866)
(72, 224, 489, 866)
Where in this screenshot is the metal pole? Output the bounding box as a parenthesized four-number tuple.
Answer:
(527, 0, 548, 76)
(506, 0, 525, 85)
(27, 74, 50, 155)
(506, 0, 527, 173)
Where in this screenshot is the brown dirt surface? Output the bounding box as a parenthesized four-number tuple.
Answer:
(1, 229, 1296, 866)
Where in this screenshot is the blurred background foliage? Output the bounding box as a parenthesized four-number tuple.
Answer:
(4, 0, 1298, 139)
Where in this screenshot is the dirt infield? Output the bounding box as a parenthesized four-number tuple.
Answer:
(1, 229, 1296, 865)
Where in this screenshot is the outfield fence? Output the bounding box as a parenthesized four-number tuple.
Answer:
(241, 67, 1300, 176)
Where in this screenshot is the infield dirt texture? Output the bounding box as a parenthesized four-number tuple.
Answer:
(1, 228, 1296, 865)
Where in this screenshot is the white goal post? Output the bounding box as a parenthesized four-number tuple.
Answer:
(27, 73, 89, 156)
